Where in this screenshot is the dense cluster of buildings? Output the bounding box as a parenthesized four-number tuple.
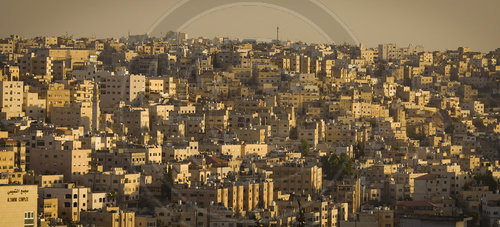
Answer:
(0, 32, 499, 226)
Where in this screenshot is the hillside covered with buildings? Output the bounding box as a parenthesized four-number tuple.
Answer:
(0, 32, 499, 226)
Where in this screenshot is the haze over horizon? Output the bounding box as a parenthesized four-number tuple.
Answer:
(1, 0, 499, 51)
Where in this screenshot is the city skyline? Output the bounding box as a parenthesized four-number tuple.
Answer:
(0, 1, 498, 226)
(0, 0, 499, 51)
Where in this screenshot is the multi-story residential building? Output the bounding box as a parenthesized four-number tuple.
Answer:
(0, 81, 23, 118)
(30, 148, 91, 182)
(270, 162, 322, 196)
(98, 71, 146, 112)
(81, 168, 141, 205)
(39, 184, 88, 222)
(80, 207, 135, 227)
(23, 88, 46, 121)
(46, 83, 71, 119)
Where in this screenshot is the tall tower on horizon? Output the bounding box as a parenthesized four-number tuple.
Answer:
(276, 26, 280, 42)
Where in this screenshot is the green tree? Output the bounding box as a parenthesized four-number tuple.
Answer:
(321, 153, 354, 181)
(106, 190, 118, 204)
(474, 171, 498, 191)
(354, 141, 365, 158)
(300, 139, 310, 156)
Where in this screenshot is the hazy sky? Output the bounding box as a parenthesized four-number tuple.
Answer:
(1, 0, 498, 51)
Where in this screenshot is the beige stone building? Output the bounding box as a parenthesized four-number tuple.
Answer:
(413, 174, 451, 201)
(171, 181, 274, 215)
(80, 206, 135, 227)
(36, 48, 96, 70)
(0, 185, 38, 227)
(24, 174, 65, 188)
(270, 163, 322, 196)
(93, 148, 147, 171)
(155, 202, 208, 227)
(39, 184, 88, 222)
(39, 198, 58, 221)
(219, 144, 269, 158)
(162, 141, 199, 162)
(0, 40, 14, 54)
(205, 109, 229, 130)
(50, 101, 94, 132)
(0, 149, 15, 173)
(81, 168, 141, 205)
(23, 88, 46, 121)
(0, 81, 23, 118)
(19, 53, 53, 77)
(113, 106, 149, 142)
(30, 148, 91, 182)
(0, 138, 26, 171)
(46, 83, 70, 119)
(3, 65, 20, 80)
(98, 72, 146, 112)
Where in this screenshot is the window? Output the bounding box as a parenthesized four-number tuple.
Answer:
(24, 212, 34, 227)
